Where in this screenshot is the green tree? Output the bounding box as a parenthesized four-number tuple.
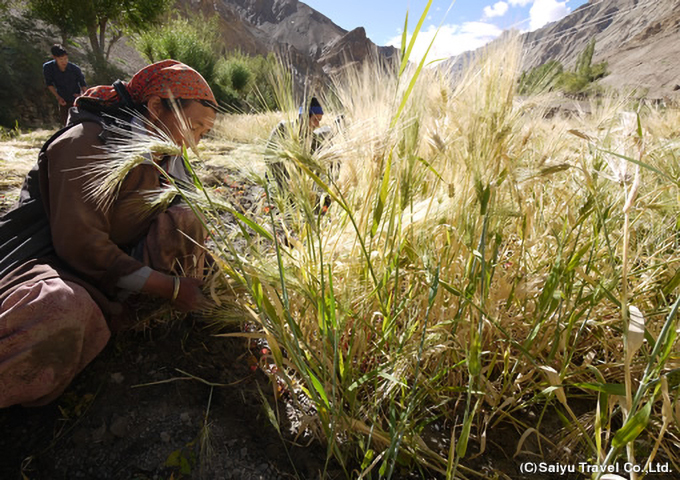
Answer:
(558, 38, 608, 94)
(25, 0, 82, 45)
(26, 0, 173, 64)
(576, 38, 596, 77)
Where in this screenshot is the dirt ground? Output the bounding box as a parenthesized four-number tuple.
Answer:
(0, 316, 342, 480)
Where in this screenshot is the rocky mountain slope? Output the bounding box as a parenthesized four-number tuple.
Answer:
(224, 0, 345, 59)
(523, 0, 680, 97)
(447, 0, 680, 98)
(181, 0, 396, 80)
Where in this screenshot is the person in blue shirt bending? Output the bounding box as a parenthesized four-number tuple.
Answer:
(43, 44, 87, 126)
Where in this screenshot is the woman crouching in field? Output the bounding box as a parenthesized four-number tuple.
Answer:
(0, 60, 217, 408)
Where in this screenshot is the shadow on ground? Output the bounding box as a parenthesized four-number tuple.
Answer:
(0, 317, 339, 480)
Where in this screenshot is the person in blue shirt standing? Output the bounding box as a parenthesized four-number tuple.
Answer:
(43, 44, 88, 126)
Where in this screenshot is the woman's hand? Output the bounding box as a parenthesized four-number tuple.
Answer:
(172, 276, 211, 312)
(142, 270, 211, 312)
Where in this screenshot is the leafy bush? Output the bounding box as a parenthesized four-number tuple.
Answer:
(519, 39, 608, 96)
(239, 53, 279, 111)
(136, 15, 278, 111)
(219, 58, 252, 93)
(518, 59, 563, 95)
(215, 53, 279, 111)
(557, 40, 608, 95)
(136, 15, 219, 87)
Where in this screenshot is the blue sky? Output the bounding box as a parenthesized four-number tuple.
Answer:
(302, 0, 589, 61)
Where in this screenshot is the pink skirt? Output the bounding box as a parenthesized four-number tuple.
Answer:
(0, 278, 110, 408)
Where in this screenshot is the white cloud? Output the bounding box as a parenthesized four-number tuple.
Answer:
(529, 0, 570, 30)
(483, 1, 509, 18)
(387, 22, 503, 64)
(509, 0, 532, 6)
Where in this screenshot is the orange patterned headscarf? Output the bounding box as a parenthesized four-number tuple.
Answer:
(76, 59, 216, 107)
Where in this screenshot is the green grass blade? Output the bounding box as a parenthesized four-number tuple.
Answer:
(371, 150, 393, 237)
(399, 0, 433, 76)
(309, 371, 330, 409)
(229, 208, 274, 241)
(574, 383, 626, 396)
(400, 11, 409, 60)
(612, 401, 652, 449)
(597, 148, 672, 182)
(392, 31, 438, 129)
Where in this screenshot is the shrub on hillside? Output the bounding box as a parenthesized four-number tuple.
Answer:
(557, 39, 608, 95)
(215, 54, 278, 111)
(136, 15, 278, 111)
(518, 60, 563, 95)
(238, 53, 279, 111)
(518, 39, 608, 96)
(136, 15, 224, 100)
(219, 58, 252, 93)
(87, 53, 129, 86)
